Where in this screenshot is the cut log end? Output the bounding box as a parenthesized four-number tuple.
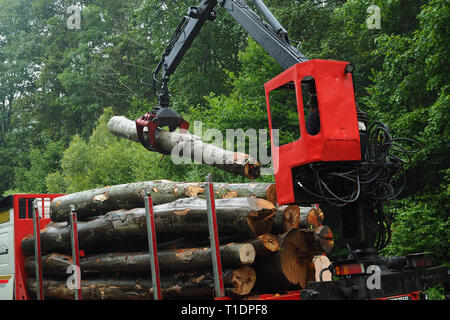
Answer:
(239, 243, 256, 265)
(250, 233, 280, 257)
(307, 208, 324, 227)
(243, 159, 261, 181)
(282, 205, 301, 230)
(259, 233, 280, 252)
(317, 207, 324, 223)
(299, 207, 325, 228)
(230, 266, 256, 296)
(279, 229, 313, 289)
(314, 225, 334, 254)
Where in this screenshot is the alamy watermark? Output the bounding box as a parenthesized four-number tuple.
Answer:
(66, 264, 81, 290)
(65, 3, 380, 31)
(314, 0, 327, 8)
(66, 5, 81, 30)
(168, 121, 278, 176)
(366, 5, 381, 30)
(63, 261, 382, 290)
(314, 2, 381, 30)
(366, 265, 381, 290)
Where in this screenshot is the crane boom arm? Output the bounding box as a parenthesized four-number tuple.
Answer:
(220, 0, 308, 69)
(152, 0, 308, 109)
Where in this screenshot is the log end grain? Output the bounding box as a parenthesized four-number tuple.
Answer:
(230, 266, 256, 296)
(282, 205, 301, 230)
(279, 228, 313, 289)
(238, 243, 256, 265)
(299, 207, 324, 229)
(259, 233, 280, 252)
(250, 233, 280, 257)
(314, 225, 334, 254)
(317, 207, 324, 224)
(241, 156, 261, 180)
(307, 208, 324, 227)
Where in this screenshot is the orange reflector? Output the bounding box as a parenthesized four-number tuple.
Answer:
(335, 263, 365, 276)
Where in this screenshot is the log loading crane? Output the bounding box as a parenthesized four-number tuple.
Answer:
(134, 0, 449, 300)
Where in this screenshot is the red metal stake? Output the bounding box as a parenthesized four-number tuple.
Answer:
(144, 188, 162, 300)
(32, 199, 44, 300)
(69, 205, 82, 300)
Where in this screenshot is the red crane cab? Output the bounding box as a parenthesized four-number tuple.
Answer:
(265, 59, 362, 205)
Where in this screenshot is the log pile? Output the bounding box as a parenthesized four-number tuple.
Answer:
(23, 180, 334, 300)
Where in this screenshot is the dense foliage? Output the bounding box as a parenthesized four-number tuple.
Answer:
(0, 0, 448, 269)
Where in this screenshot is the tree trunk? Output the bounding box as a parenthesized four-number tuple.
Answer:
(50, 181, 276, 222)
(25, 243, 255, 276)
(22, 197, 276, 255)
(26, 266, 256, 299)
(107, 116, 261, 180)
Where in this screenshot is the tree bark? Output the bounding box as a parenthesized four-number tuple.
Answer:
(22, 197, 276, 255)
(210, 182, 276, 205)
(50, 181, 277, 222)
(107, 116, 261, 180)
(25, 243, 255, 277)
(157, 234, 244, 251)
(26, 266, 256, 299)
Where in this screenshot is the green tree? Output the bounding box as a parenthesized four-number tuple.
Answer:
(364, 0, 449, 266)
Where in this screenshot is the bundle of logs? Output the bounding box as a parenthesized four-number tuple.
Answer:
(22, 180, 334, 300)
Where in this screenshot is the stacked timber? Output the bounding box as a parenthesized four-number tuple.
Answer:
(22, 180, 333, 300)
